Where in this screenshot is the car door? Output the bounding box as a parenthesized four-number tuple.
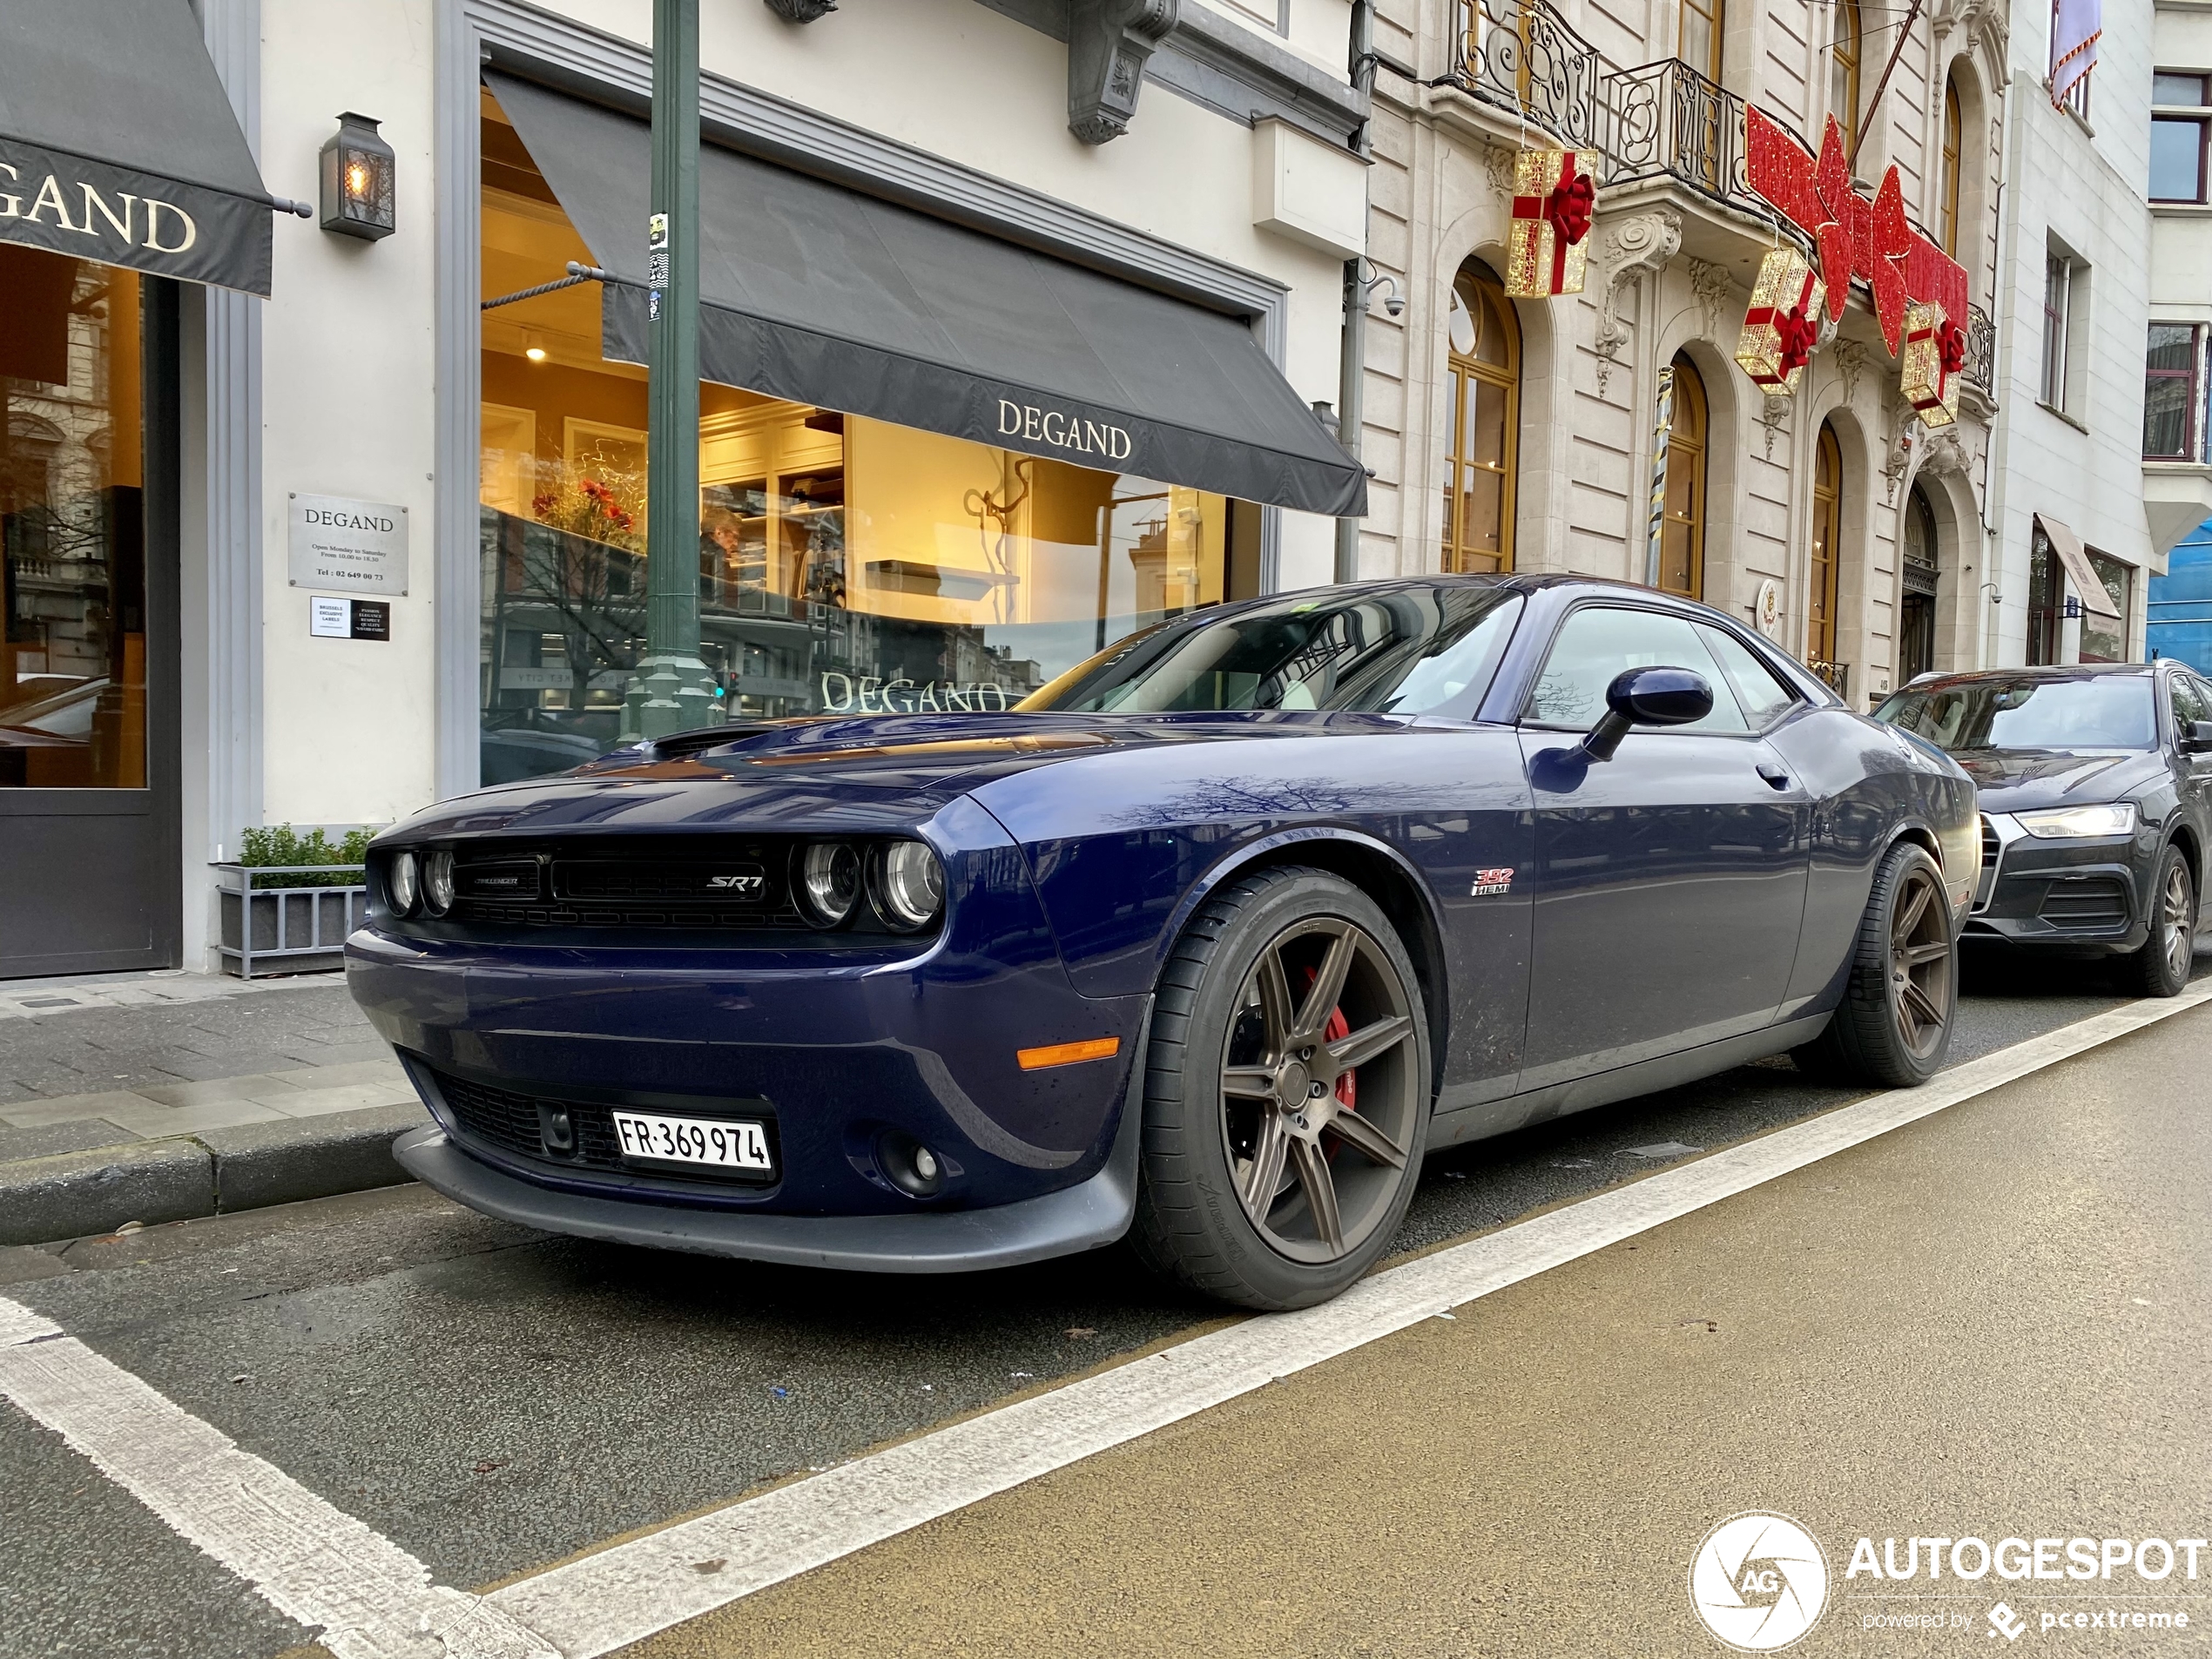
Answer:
(2170, 672, 2212, 887)
(1514, 604, 1811, 1089)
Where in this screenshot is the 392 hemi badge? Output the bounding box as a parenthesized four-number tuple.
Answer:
(1469, 867, 1515, 897)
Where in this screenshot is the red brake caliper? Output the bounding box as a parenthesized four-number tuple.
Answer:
(1323, 1005, 1356, 1109)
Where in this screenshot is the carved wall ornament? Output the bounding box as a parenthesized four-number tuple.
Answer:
(1482, 141, 1518, 199)
(1919, 426, 1973, 482)
(1757, 392, 1791, 462)
(1685, 258, 1734, 341)
(1831, 338, 1868, 404)
(1881, 391, 1916, 504)
(763, 0, 837, 20)
(1068, 0, 1179, 145)
(1589, 208, 1681, 396)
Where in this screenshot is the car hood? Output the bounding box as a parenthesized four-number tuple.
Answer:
(1955, 747, 2167, 814)
(380, 710, 1396, 842)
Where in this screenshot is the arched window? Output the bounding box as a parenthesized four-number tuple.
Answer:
(1831, 0, 1862, 152)
(1809, 423, 1844, 669)
(1900, 484, 1939, 682)
(1939, 73, 1964, 257)
(1443, 261, 1520, 575)
(1679, 0, 1725, 84)
(1657, 354, 1709, 599)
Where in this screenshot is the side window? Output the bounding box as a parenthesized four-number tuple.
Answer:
(2171, 675, 2211, 738)
(1524, 607, 1748, 734)
(1373, 595, 1525, 717)
(1695, 624, 1802, 729)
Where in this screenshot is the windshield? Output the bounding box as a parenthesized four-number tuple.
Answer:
(1874, 675, 2155, 752)
(1017, 586, 1525, 718)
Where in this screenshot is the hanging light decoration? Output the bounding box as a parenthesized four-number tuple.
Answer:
(1734, 246, 1824, 395)
(1899, 300, 1967, 428)
(1504, 145, 1595, 299)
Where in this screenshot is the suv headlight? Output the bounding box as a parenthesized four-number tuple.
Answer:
(2015, 803, 2137, 840)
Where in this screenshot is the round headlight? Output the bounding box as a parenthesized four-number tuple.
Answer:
(795, 841, 861, 927)
(874, 841, 945, 932)
(423, 850, 455, 916)
(388, 850, 419, 915)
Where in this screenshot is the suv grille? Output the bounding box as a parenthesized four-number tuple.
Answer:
(1980, 817, 1999, 868)
(427, 1066, 779, 1184)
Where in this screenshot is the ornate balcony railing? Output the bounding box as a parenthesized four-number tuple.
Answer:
(1964, 302, 1995, 396)
(1447, 0, 1608, 158)
(1604, 57, 1772, 225)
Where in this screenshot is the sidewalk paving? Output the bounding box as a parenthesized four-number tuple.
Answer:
(0, 970, 421, 1245)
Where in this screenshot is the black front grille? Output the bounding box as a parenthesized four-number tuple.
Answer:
(2038, 878, 2130, 928)
(1980, 817, 2000, 868)
(428, 1067, 779, 1184)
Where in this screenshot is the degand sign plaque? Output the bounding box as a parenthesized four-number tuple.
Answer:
(287, 494, 408, 597)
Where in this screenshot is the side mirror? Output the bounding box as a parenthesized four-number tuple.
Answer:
(2186, 719, 2212, 753)
(1580, 665, 1716, 762)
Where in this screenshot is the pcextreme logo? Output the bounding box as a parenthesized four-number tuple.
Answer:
(1690, 1513, 1831, 1651)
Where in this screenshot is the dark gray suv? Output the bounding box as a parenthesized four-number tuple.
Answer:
(1874, 662, 2212, 995)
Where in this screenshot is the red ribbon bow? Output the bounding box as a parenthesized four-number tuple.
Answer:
(1937, 318, 1967, 376)
(1544, 171, 1595, 247)
(1776, 303, 1817, 374)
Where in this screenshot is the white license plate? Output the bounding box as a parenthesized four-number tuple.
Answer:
(611, 1110, 773, 1173)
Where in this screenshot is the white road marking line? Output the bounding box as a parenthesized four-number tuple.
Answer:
(0, 1304, 556, 1659)
(485, 983, 2212, 1657)
(3, 986, 2205, 1658)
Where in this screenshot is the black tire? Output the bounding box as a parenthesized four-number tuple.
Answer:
(1794, 840, 1957, 1088)
(2128, 843, 2196, 998)
(1130, 866, 1432, 1311)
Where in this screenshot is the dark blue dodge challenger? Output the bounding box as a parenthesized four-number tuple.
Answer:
(349, 576, 1976, 1308)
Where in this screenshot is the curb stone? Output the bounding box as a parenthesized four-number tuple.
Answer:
(0, 1102, 427, 1247)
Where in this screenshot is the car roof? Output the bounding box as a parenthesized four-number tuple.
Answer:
(1897, 664, 2157, 693)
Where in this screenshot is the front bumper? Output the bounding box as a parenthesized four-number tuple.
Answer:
(1964, 813, 2150, 954)
(392, 1012, 1146, 1272)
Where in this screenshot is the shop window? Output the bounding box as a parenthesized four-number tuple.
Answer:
(1657, 355, 1708, 600)
(2026, 525, 2060, 665)
(2143, 324, 2202, 461)
(1679, 0, 1725, 84)
(475, 90, 1230, 785)
(1441, 261, 1520, 576)
(1831, 0, 1862, 152)
(1900, 485, 1939, 684)
(0, 247, 145, 789)
(1939, 74, 1963, 256)
(1808, 423, 1844, 676)
(2081, 551, 2131, 664)
(2152, 75, 2211, 203)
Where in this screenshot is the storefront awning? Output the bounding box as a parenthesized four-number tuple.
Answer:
(487, 73, 1366, 518)
(0, 0, 280, 295)
(2034, 514, 2124, 621)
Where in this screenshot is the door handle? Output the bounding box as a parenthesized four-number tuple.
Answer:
(1756, 761, 1793, 790)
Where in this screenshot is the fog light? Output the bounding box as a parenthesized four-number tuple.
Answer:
(423, 850, 455, 915)
(879, 1130, 945, 1198)
(388, 850, 419, 915)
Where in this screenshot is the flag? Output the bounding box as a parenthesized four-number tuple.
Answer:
(2051, 0, 2101, 107)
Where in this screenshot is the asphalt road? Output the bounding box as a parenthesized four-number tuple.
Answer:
(0, 948, 2204, 1659)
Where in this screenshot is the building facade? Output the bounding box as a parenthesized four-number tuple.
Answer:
(2145, 0, 2212, 672)
(1353, 0, 2010, 705)
(1, 0, 1373, 979)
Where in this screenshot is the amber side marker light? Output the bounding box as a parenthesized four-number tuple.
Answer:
(1017, 1036, 1121, 1071)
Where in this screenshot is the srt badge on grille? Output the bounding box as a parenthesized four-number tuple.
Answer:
(707, 873, 765, 894)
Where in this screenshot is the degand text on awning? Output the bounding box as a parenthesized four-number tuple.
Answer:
(487, 72, 1366, 518)
(0, 0, 287, 295)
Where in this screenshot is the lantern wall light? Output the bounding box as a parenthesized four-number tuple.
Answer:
(320, 112, 396, 241)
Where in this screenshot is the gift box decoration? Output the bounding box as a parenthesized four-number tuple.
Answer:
(1733, 246, 1825, 395)
(1505, 147, 1595, 298)
(1899, 300, 1967, 428)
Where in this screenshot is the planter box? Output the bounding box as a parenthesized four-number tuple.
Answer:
(215, 863, 368, 978)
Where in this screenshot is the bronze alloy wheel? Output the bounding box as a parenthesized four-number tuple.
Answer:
(1218, 916, 1420, 1265)
(1887, 861, 1953, 1060)
(2158, 856, 2195, 987)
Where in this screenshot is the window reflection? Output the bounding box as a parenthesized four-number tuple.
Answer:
(477, 90, 1233, 783)
(0, 248, 145, 789)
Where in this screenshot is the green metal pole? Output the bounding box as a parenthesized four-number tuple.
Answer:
(628, 0, 712, 742)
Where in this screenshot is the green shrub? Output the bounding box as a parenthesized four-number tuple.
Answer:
(239, 825, 375, 889)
